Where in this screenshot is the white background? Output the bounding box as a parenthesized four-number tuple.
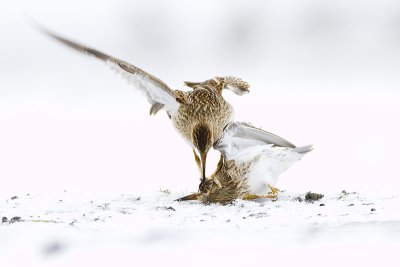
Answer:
(1, 0, 400, 195)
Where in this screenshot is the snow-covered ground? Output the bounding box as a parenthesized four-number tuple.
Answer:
(1, 1, 400, 266)
(1, 189, 399, 266)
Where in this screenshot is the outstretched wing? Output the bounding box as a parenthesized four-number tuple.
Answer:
(38, 25, 180, 116)
(214, 122, 313, 157)
(214, 122, 295, 150)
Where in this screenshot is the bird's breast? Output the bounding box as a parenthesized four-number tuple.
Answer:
(171, 89, 234, 146)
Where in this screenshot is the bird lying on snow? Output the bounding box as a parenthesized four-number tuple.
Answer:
(177, 122, 313, 204)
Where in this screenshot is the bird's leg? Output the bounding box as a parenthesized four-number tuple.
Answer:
(243, 194, 259, 200)
(243, 194, 277, 200)
(268, 184, 280, 197)
(209, 154, 223, 188)
(198, 152, 223, 192)
(199, 151, 211, 187)
(243, 194, 277, 201)
(195, 149, 211, 192)
(193, 149, 201, 173)
(243, 185, 279, 200)
(242, 185, 280, 201)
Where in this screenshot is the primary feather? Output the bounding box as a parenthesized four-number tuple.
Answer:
(38, 25, 180, 116)
(215, 122, 313, 196)
(36, 23, 258, 187)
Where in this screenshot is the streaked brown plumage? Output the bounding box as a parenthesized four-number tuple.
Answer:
(172, 77, 249, 183)
(35, 24, 250, 184)
(177, 122, 313, 204)
(178, 153, 261, 205)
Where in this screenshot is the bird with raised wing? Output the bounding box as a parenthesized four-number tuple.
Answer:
(177, 122, 313, 204)
(36, 25, 250, 185)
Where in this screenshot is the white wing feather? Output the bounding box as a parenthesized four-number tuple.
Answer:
(214, 122, 299, 158)
(39, 25, 180, 116)
(215, 122, 313, 195)
(107, 61, 179, 115)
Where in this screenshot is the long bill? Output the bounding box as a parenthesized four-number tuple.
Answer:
(175, 193, 200, 202)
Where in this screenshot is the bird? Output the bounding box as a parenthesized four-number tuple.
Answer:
(35, 25, 250, 185)
(177, 122, 313, 204)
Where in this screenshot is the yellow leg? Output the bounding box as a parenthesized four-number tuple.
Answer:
(243, 194, 277, 200)
(211, 154, 224, 177)
(193, 149, 201, 173)
(210, 154, 224, 188)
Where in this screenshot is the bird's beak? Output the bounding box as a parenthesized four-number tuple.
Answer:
(175, 193, 200, 201)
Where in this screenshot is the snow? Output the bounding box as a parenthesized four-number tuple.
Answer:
(1, 1, 400, 266)
(1, 189, 399, 266)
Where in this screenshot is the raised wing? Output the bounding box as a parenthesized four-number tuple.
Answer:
(214, 122, 312, 157)
(38, 25, 180, 116)
(214, 122, 312, 168)
(214, 122, 295, 150)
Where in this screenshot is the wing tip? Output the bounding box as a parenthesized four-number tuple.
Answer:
(293, 145, 313, 154)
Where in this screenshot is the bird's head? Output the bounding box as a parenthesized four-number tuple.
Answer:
(192, 123, 213, 182)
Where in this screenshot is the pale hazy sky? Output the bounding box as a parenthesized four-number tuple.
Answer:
(1, 0, 400, 194)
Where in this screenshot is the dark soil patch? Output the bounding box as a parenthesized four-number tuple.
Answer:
(305, 192, 324, 203)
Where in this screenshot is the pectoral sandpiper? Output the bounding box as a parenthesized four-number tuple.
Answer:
(37, 25, 250, 184)
(177, 122, 313, 204)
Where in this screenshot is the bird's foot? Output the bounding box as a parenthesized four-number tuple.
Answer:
(268, 185, 280, 197)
